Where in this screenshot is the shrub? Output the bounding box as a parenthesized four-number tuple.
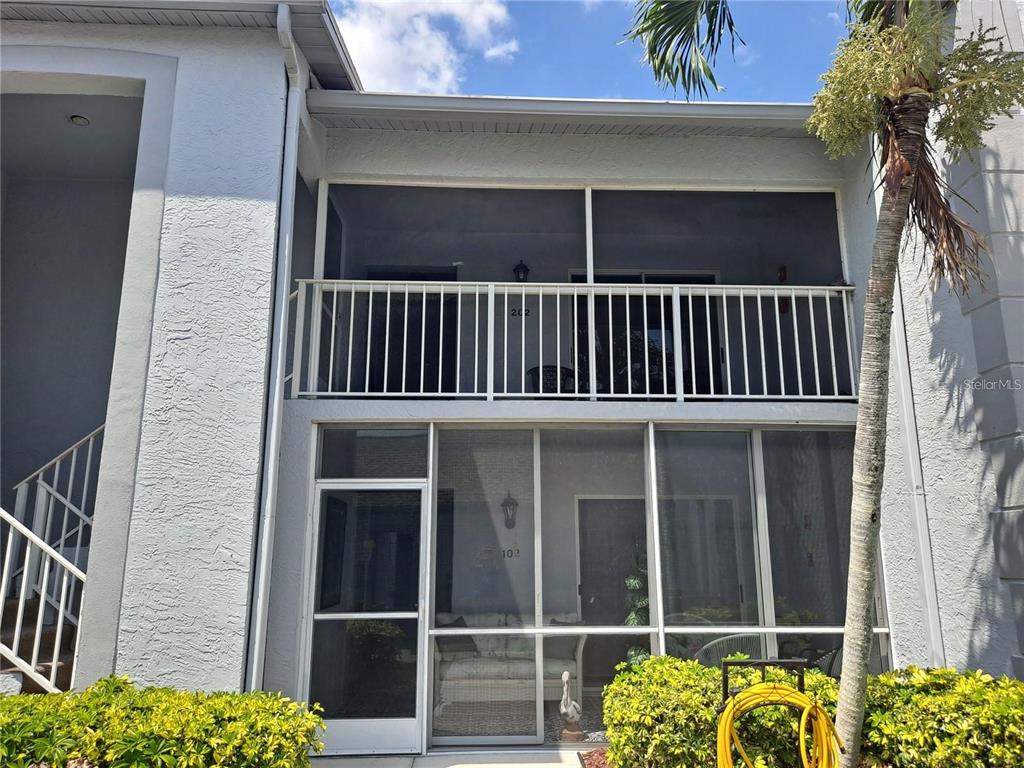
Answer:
(603, 656, 837, 768)
(603, 657, 1024, 768)
(863, 667, 1024, 768)
(0, 676, 324, 768)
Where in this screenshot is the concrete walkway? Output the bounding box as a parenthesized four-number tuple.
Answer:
(314, 751, 584, 768)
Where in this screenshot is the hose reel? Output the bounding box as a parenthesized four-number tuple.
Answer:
(716, 659, 843, 768)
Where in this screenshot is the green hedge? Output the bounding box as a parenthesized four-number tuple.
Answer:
(603, 656, 1024, 768)
(0, 677, 324, 768)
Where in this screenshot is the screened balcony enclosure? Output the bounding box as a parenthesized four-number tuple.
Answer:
(304, 424, 889, 750)
(287, 186, 858, 402)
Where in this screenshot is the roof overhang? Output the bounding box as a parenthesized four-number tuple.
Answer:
(307, 91, 815, 138)
(1, 0, 362, 91)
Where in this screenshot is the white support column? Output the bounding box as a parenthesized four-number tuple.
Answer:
(750, 429, 778, 658)
(585, 187, 595, 283)
(585, 187, 598, 400)
(418, 423, 438, 754)
(645, 422, 666, 656)
(533, 428, 544, 743)
(313, 178, 328, 280)
(671, 286, 685, 402)
(486, 285, 496, 401)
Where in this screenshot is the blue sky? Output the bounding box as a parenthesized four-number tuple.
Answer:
(334, 1, 852, 103)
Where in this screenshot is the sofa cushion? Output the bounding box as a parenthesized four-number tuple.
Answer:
(439, 656, 577, 682)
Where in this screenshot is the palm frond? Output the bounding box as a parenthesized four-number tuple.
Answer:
(849, 0, 956, 27)
(875, 95, 985, 293)
(627, 0, 741, 99)
(908, 142, 985, 293)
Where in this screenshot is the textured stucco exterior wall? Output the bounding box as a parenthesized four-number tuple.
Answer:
(949, 0, 1024, 677)
(836, 0, 1024, 676)
(1, 22, 287, 689)
(324, 129, 845, 189)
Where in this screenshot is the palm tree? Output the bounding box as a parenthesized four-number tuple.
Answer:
(628, 2, 1024, 765)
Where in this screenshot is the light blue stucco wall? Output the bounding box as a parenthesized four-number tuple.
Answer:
(1, 21, 289, 690)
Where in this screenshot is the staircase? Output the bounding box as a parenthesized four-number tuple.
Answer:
(0, 427, 102, 693)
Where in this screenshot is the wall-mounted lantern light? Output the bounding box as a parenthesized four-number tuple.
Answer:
(501, 490, 519, 529)
(513, 260, 530, 283)
(778, 265, 791, 314)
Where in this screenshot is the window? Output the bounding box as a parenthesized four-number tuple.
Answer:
(762, 430, 854, 627)
(319, 427, 428, 478)
(655, 431, 759, 629)
(760, 430, 884, 668)
(539, 428, 648, 627)
(435, 429, 536, 627)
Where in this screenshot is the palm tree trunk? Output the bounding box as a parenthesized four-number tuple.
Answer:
(835, 91, 931, 768)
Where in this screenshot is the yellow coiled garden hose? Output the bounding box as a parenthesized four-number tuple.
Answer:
(716, 682, 842, 768)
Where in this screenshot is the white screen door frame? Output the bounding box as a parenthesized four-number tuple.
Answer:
(302, 479, 430, 755)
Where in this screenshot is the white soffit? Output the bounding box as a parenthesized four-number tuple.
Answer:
(1, 0, 362, 91)
(306, 91, 815, 138)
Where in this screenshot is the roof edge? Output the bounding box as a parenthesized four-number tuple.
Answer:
(318, 5, 362, 92)
(307, 90, 813, 126)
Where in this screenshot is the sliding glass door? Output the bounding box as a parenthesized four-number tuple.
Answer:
(431, 426, 655, 745)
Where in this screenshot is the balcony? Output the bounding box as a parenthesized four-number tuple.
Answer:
(288, 279, 856, 402)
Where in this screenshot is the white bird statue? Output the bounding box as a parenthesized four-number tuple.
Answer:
(559, 670, 584, 741)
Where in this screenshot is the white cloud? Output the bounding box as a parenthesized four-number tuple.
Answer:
(484, 39, 519, 62)
(734, 43, 759, 68)
(334, 0, 519, 94)
(827, 10, 842, 24)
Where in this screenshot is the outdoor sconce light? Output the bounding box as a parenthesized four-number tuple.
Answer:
(778, 265, 791, 314)
(501, 490, 519, 529)
(513, 260, 530, 282)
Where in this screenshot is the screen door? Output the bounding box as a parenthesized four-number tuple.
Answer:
(307, 485, 427, 754)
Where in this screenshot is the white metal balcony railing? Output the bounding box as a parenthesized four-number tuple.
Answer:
(288, 280, 858, 402)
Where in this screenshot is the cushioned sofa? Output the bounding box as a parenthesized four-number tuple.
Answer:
(433, 612, 586, 717)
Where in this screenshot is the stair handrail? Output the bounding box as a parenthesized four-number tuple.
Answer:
(1, 505, 86, 692)
(13, 425, 104, 491)
(1, 507, 86, 582)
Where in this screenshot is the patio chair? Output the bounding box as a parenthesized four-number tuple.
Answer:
(695, 633, 764, 667)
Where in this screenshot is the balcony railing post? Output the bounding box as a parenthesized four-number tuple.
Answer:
(14, 483, 28, 527)
(486, 284, 496, 401)
(30, 482, 48, 540)
(844, 288, 859, 396)
(291, 282, 306, 398)
(308, 283, 323, 393)
(671, 286, 685, 402)
(587, 287, 598, 400)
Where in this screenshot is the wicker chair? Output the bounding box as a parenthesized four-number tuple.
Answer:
(695, 633, 764, 667)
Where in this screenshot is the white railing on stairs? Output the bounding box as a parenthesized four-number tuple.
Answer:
(1, 427, 102, 691)
(0, 505, 87, 692)
(12, 426, 103, 579)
